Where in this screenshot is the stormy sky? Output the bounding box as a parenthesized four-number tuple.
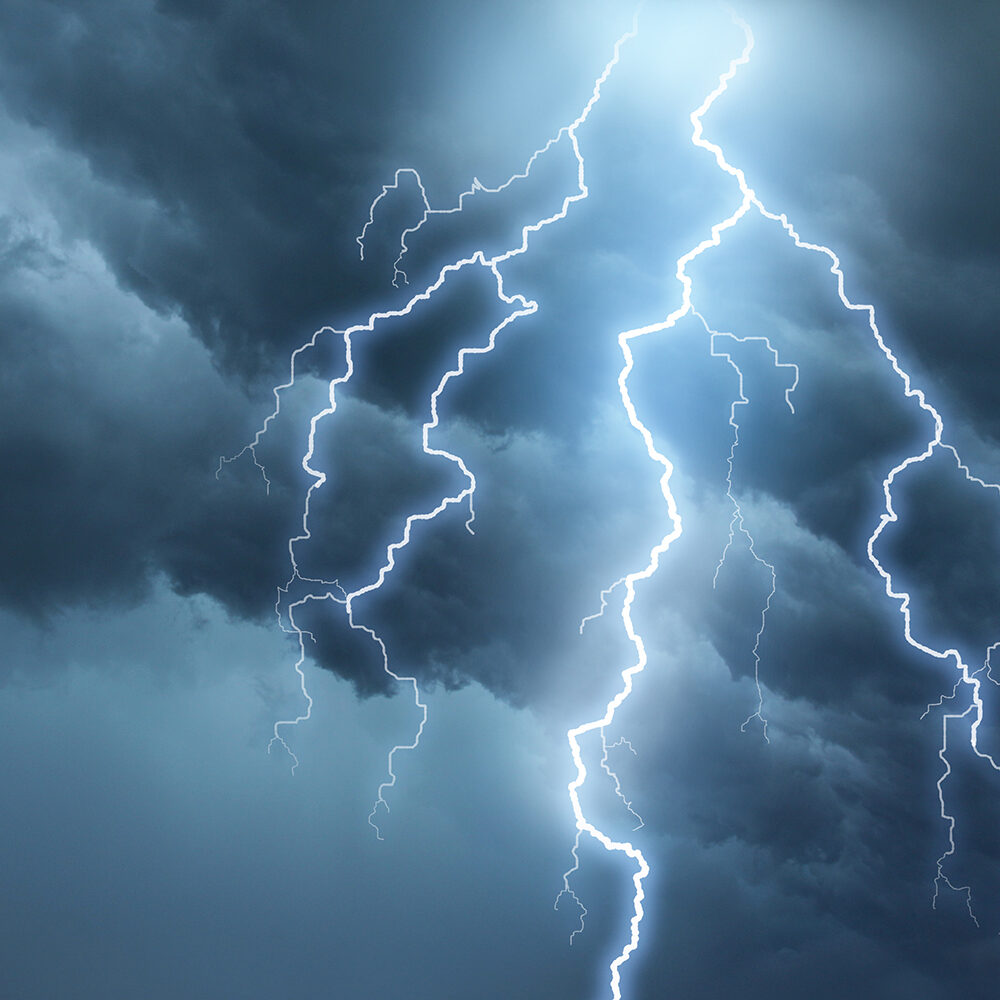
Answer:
(2, 1, 999, 997)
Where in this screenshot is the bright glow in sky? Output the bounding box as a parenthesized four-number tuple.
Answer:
(1, 2, 999, 998)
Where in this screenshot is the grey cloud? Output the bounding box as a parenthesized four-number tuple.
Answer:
(2, 4, 1000, 997)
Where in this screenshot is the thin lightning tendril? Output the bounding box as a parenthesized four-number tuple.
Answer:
(924, 638, 1000, 929)
(601, 734, 645, 831)
(703, 315, 798, 744)
(562, 577, 645, 946)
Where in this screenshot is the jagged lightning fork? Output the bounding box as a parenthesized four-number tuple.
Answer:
(265, 579, 340, 773)
(358, 267, 534, 838)
(703, 314, 799, 743)
(699, 9, 1000, 922)
(930, 697, 980, 927)
(561, 24, 765, 998)
(354, 612, 429, 840)
(356, 122, 591, 289)
(220, 20, 638, 853)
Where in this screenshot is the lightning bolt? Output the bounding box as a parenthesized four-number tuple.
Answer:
(559, 20, 759, 1000)
(923, 638, 1000, 927)
(215, 7, 1000, 993)
(220, 19, 639, 850)
(706, 318, 799, 743)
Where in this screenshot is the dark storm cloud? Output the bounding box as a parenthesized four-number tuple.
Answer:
(4, 0, 993, 712)
(0, 112, 302, 624)
(0, 0, 654, 665)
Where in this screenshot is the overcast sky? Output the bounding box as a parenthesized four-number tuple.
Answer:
(2, 1, 999, 998)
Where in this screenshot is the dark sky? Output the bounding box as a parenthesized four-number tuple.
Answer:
(2, 1, 999, 997)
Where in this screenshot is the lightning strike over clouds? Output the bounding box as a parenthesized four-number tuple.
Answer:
(214, 2, 1000, 989)
(559, 19, 759, 999)
(7, 2, 1000, 997)
(222, 19, 639, 843)
(688, 10, 1000, 927)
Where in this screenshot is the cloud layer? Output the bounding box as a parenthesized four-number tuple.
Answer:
(2, 2, 999, 998)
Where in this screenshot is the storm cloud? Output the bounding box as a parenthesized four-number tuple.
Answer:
(1, 2, 999, 998)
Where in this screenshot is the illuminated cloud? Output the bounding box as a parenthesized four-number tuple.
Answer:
(1, 3, 998, 998)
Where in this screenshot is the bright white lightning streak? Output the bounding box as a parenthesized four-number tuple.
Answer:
(223, 23, 638, 848)
(698, 11, 1000, 923)
(561, 26, 763, 1000)
(579, 577, 627, 635)
(359, 267, 533, 838)
(706, 318, 799, 743)
(601, 736, 644, 832)
(554, 830, 589, 946)
(580, 592, 646, 837)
